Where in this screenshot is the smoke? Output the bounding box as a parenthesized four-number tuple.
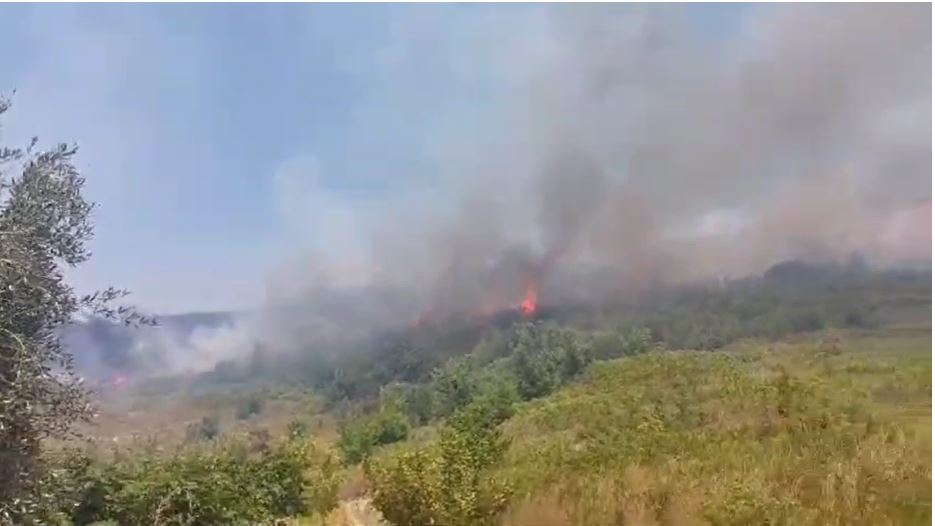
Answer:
(101, 4, 930, 377)
(398, 3, 931, 304)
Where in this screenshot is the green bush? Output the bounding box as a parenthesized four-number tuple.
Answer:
(431, 357, 480, 419)
(368, 395, 513, 526)
(42, 436, 341, 525)
(337, 407, 410, 464)
(510, 323, 592, 400)
(404, 384, 434, 425)
(366, 449, 440, 526)
(621, 326, 653, 356)
(379, 382, 435, 425)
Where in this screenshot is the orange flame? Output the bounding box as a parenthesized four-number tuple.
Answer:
(519, 283, 538, 317)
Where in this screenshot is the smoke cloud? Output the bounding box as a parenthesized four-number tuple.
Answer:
(94, 4, 930, 377)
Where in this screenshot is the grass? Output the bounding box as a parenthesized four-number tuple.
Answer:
(70, 326, 932, 526)
(496, 328, 931, 526)
(75, 387, 338, 451)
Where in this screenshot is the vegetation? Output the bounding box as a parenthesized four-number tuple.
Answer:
(367, 328, 931, 525)
(39, 434, 341, 525)
(1, 94, 930, 526)
(71, 294, 928, 525)
(337, 405, 409, 464)
(185, 415, 221, 443)
(176, 257, 929, 414)
(509, 324, 592, 400)
(0, 101, 150, 524)
(367, 391, 515, 526)
(236, 395, 264, 421)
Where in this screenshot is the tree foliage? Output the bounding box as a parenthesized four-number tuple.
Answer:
(510, 323, 592, 400)
(367, 393, 514, 526)
(337, 405, 409, 465)
(40, 435, 341, 525)
(0, 100, 150, 523)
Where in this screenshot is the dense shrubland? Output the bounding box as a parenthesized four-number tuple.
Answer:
(32, 434, 341, 525)
(368, 329, 932, 526)
(179, 259, 929, 414)
(34, 322, 928, 525)
(348, 315, 929, 525)
(16, 258, 932, 525)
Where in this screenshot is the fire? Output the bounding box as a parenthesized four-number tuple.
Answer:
(519, 283, 538, 317)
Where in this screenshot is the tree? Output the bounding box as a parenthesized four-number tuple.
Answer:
(0, 99, 149, 523)
(509, 323, 591, 400)
(431, 356, 478, 418)
(337, 405, 410, 465)
(367, 396, 513, 526)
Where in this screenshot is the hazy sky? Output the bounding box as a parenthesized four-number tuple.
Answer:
(2, 4, 926, 315)
(0, 4, 582, 312)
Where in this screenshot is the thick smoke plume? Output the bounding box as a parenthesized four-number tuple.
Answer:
(90, 4, 931, 378)
(366, 3, 931, 314)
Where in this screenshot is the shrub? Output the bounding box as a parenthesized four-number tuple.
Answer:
(791, 310, 825, 332)
(368, 396, 513, 526)
(404, 384, 434, 425)
(379, 382, 434, 425)
(337, 407, 410, 464)
(621, 326, 653, 356)
(367, 449, 440, 526)
(287, 419, 308, 439)
(337, 422, 374, 465)
(591, 331, 626, 360)
(510, 323, 592, 400)
(43, 436, 341, 525)
(185, 415, 221, 442)
(431, 357, 480, 419)
(236, 395, 264, 420)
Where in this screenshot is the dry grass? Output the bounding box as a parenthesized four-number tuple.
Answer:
(73, 388, 338, 451)
(496, 328, 931, 526)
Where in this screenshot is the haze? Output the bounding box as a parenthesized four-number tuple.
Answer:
(2, 3, 929, 375)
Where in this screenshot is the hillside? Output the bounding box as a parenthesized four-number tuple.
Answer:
(40, 266, 932, 526)
(367, 327, 931, 526)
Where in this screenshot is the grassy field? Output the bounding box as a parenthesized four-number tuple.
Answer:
(71, 325, 931, 526)
(77, 386, 339, 452)
(495, 327, 931, 526)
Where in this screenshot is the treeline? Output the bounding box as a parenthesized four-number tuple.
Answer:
(334, 322, 641, 466)
(187, 260, 928, 410)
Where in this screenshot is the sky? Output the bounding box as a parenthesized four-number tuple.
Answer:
(0, 3, 927, 316)
(0, 4, 553, 312)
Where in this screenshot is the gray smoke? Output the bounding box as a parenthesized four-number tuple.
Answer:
(380, 3, 932, 307)
(104, 4, 930, 377)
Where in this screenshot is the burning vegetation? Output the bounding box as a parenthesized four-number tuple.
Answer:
(519, 282, 538, 317)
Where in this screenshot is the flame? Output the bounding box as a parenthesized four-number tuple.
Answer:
(519, 283, 538, 317)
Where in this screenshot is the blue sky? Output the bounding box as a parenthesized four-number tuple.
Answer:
(0, 4, 750, 313)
